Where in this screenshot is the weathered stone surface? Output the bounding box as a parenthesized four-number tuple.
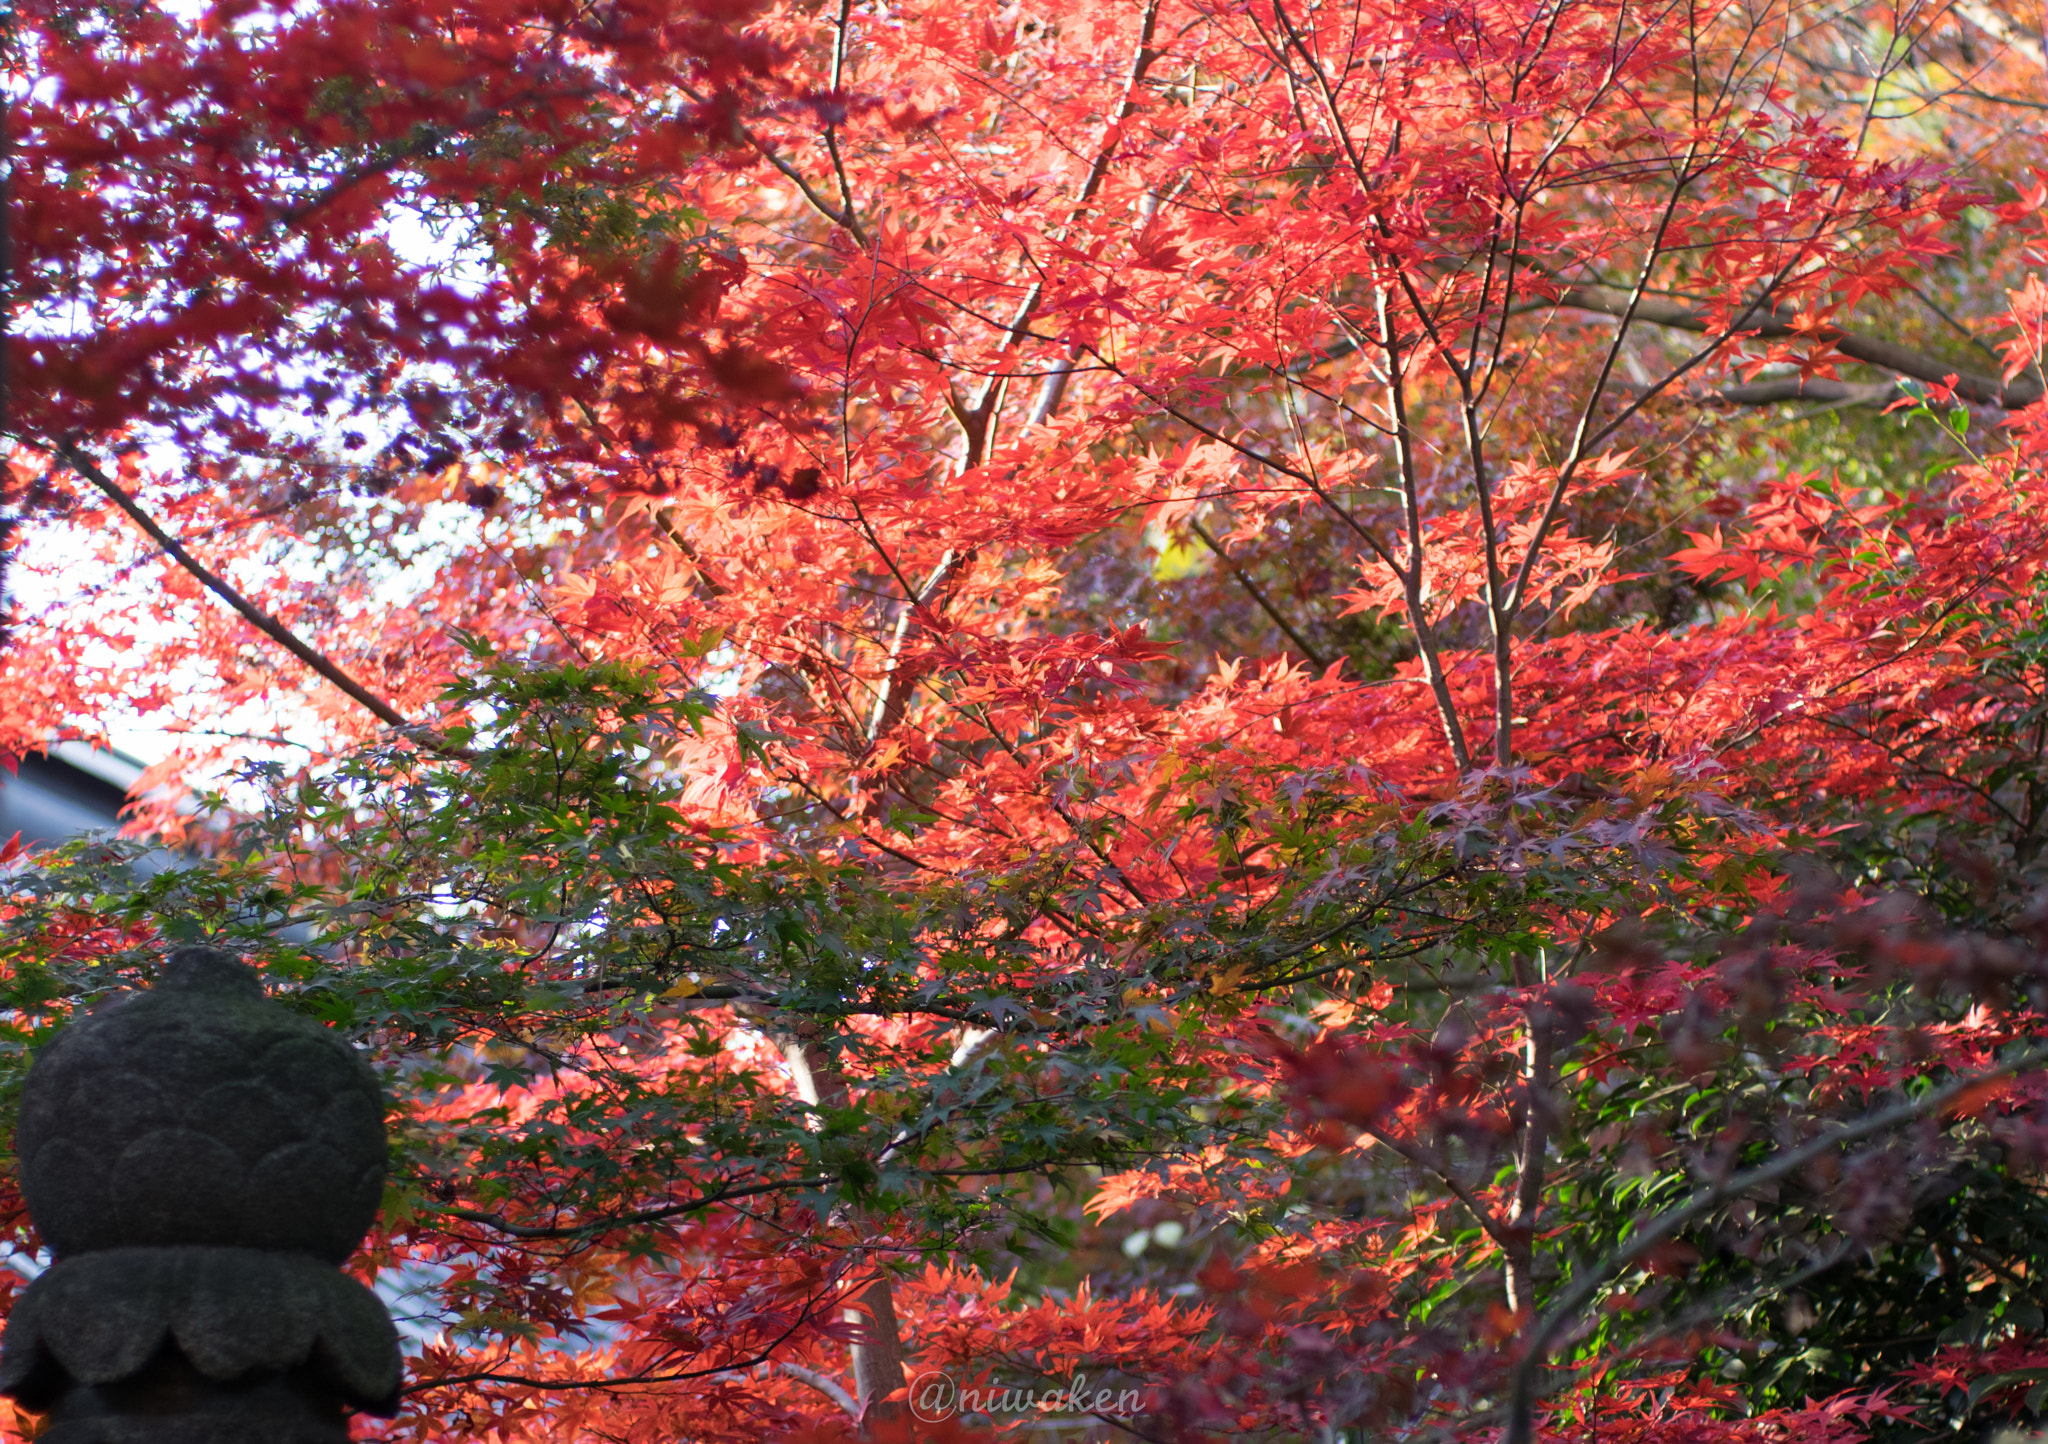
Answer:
(0, 1249, 402, 1412)
(0, 946, 405, 1433)
(13, 948, 386, 1262)
(31, 1351, 354, 1444)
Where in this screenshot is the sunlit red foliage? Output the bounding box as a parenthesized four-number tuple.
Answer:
(9, 0, 2048, 1437)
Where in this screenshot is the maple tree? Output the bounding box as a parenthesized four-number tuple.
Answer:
(8, 0, 2048, 1438)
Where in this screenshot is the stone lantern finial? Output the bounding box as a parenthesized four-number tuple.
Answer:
(0, 945, 403, 1442)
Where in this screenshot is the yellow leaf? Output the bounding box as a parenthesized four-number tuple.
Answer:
(1143, 515, 1215, 581)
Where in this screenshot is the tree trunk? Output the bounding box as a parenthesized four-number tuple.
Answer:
(778, 1034, 910, 1432)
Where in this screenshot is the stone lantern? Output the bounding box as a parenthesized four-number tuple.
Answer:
(0, 945, 403, 1442)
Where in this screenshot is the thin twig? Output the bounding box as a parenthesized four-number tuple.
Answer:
(427, 1175, 838, 1240)
(1188, 518, 1330, 671)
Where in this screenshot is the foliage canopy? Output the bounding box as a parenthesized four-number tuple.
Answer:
(8, 0, 2048, 1438)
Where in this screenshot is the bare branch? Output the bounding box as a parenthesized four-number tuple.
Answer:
(779, 1362, 860, 1419)
(971, 0, 1163, 436)
(1709, 376, 1904, 407)
(427, 1176, 838, 1241)
(54, 444, 467, 756)
(1559, 283, 2042, 409)
(1189, 518, 1331, 672)
(680, 82, 869, 246)
(866, 549, 966, 747)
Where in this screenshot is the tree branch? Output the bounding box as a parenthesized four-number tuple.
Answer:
(1502, 1041, 2048, 1444)
(968, 0, 1162, 438)
(780, 1361, 860, 1419)
(1376, 280, 1475, 772)
(1558, 284, 2042, 409)
(1708, 376, 1904, 408)
(820, 0, 868, 248)
(1505, 1001, 1555, 1314)
(1362, 1124, 1518, 1255)
(1188, 518, 1330, 671)
(54, 444, 466, 754)
(866, 549, 965, 747)
(427, 1175, 838, 1240)
(679, 82, 869, 245)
